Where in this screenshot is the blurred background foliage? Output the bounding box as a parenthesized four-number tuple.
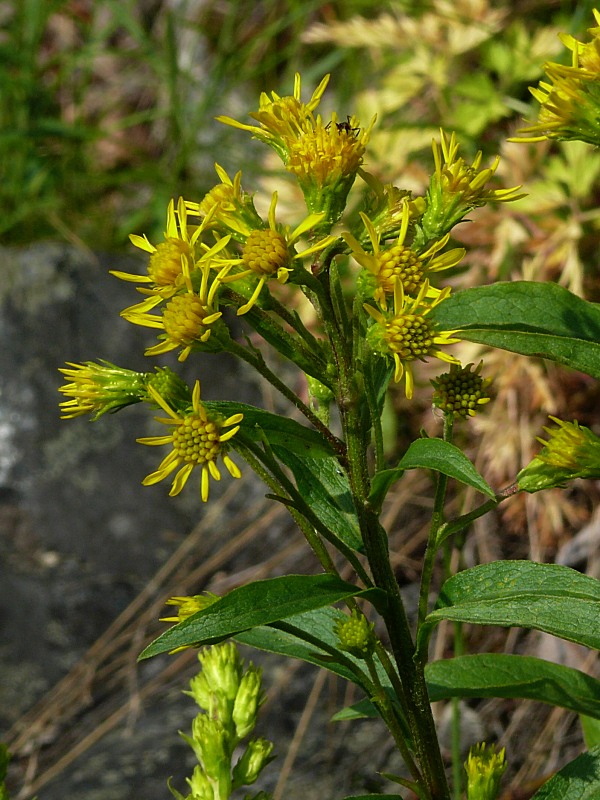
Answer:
(1, 0, 598, 249)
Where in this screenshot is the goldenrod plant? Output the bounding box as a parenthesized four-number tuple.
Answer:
(57, 17, 600, 798)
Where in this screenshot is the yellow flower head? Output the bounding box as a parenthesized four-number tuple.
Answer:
(286, 112, 373, 186)
(160, 592, 219, 623)
(221, 192, 336, 315)
(517, 416, 600, 492)
(217, 74, 375, 224)
(364, 280, 460, 399)
(537, 416, 600, 472)
(216, 73, 330, 162)
(120, 235, 233, 361)
(515, 11, 600, 146)
(422, 131, 524, 240)
(58, 362, 192, 420)
(344, 202, 465, 307)
(111, 197, 214, 299)
(286, 111, 375, 222)
(186, 164, 264, 242)
(138, 381, 243, 502)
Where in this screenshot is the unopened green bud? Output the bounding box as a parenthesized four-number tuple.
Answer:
(465, 742, 507, 800)
(232, 666, 264, 739)
(189, 716, 232, 785)
(186, 673, 231, 721)
(432, 361, 492, 419)
(517, 417, 600, 492)
(232, 738, 275, 788)
(58, 360, 148, 420)
(146, 366, 192, 412)
(334, 610, 376, 659)
(199, 642, 243, 703)
(186, 765, 216, 800)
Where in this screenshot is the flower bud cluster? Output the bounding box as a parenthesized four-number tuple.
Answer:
(432, 362, 492, 419)
(464, 742, 507, 800)
(334, 609, 376, 660)
(517, 417, 600, 492)
(170, 643, 274, 800)
(517, 10, 600, 146)
(58, 70, 519, 499)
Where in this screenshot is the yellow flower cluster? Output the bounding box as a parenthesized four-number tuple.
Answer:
(59, 72, 519, 503)
(218, 74, 375, 222)
(517, 9, 600, 146)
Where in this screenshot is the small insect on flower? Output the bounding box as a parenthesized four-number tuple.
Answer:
(325, 115, 361, 136)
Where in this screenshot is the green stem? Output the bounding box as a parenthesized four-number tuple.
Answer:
(337, 370, 449, 798)
(357, 502, 450, 800)
(224, 336, 346, 461)
(363, 355, 385, 473)
(450, 623, 465, 800)
(306, 257, 450, 799)
(436, 495, 500, 545)
(364, 654, 424, 788)
(418, 413, 453, 628)
(232, 441, 338, 577)
(234, 438, 372, 587)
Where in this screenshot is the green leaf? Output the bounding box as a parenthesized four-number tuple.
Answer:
(430, 281, 600, 380)
(582, 716, 600, 749)
(529, 745, 600, 799)
(368, 467, 405, 513)
(331, 697, 380, 721)
(425, 654, 600, 719)
(333, 653, 600, 723)
(204, 401, 337, 458)
(139, 575, 385, 660)
(421, 561, 600, 652)
(370, 438, 495, 509)
(275, 450, 363, 552)
(236, 606, 371, 686)
(278, 451, 362, 550)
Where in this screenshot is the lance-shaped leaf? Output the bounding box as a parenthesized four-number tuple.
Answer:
(430, 281, 600, 380)
(333, 653, 600, 723)
(529, 745, 600, 799)
(426, 654, 600, 719)
(139, 575, 386, 660)
(419, 561, 600, 653)
(369, 437, 495, 511)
